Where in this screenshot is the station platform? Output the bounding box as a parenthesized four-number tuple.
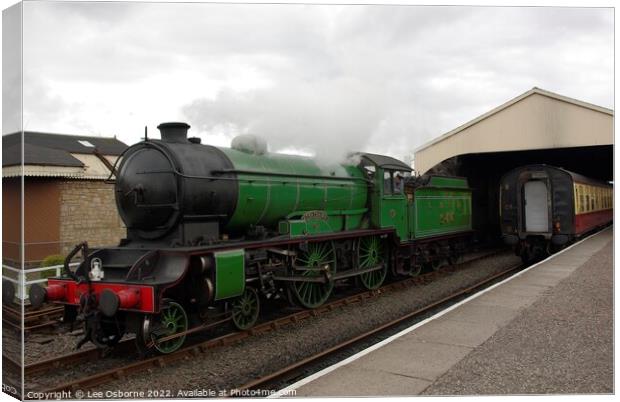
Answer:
(283, 227, 613, 396)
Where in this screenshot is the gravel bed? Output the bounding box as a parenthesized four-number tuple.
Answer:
(24, 328, 99, 365)
(58, 251, 520, 399)
(2, 323, 24, 398)
(2, 367, 22, 400)
(422, 241, 613, 395)
(3, 322, 23, 362)
(2, 312, 99, 365)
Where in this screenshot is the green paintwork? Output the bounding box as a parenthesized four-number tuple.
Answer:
(152, 301, 188, 354)
(214, 249, 245, 300)
(368, 167, 408, 241)
(357, 235, 388, 289)
(428, 176, 469, 188)
(231, 287, 260, 330)
(278, 208, 368, 236)
(410, 178, 472, 239)
(290, 241, 336, 308)
(380, 196, 408, 240)
(215, 146, 470, 244)
(218, 148, 368, 235)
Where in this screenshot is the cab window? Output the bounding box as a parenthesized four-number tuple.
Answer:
(383, 170, 407, 196)
(363, 165, 376, 180)
(393, 171, 405, 194)
(384, 171, 393, 195)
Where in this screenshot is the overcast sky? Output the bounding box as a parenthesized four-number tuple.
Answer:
(3, 2, 614, 164)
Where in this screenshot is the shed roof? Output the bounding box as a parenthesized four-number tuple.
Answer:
(415, 87, 613, 153)
(413, 87, 613, 175)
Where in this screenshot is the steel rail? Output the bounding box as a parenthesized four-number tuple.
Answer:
(234, 262, 524, 394)
(3, 305, 64, 332)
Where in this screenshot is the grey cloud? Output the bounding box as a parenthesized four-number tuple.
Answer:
(18, 3, 613, 162)
(3, 2, 22, 134)
(182, 6, 612, 162)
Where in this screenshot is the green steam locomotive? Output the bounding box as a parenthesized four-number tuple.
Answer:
(31, 122, 472, 354)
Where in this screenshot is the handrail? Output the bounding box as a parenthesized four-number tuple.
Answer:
(2, 262, 80, 303)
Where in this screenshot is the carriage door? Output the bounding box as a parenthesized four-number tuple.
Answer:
(523, 180, 549, 232)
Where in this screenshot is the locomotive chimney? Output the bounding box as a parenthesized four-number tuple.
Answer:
(157, 122, 191, 143)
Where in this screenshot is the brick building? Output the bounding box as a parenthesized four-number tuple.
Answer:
(2, 132, 128, 265)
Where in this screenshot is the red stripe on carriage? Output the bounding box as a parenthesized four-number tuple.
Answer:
(574, 209, 613, 235)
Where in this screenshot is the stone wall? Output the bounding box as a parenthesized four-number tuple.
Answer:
(59, 180, 126, 255)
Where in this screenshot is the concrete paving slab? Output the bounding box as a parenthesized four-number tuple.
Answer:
(525, 268, 569, 278)
(548, 255, 591, 267)
(469, 291, 538, 310)
(507, 271, 566, 287)
(565, 249, 605, 258)
(497, 283, 551, 297)
(350, 340, 472, 381)
(399, 317, 499, 348)
(295, 366, 432, 396)
(422, 238, 613, 395)
(440, 302, 520, 327)
(523, 270, 571, 282)
(526, 273, 567, 286)
(536, 264, 580, 274)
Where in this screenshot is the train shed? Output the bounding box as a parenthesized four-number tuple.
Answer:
(413, 87, 613, 239)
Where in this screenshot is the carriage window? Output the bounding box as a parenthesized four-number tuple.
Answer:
(605, 189, 609, 208)
(585, 195, 590, 212)
(575, 186, 580, 212)
(592, 187, 599, 210)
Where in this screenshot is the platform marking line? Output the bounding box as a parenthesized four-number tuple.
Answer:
(271, 227, 611, 397)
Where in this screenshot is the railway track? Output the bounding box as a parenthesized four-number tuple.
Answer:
(236, 262, 524, 395)
(2, 304, 64, 332)
(19, 247, 509, 394)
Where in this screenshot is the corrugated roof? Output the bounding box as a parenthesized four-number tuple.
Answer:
(3, 165, 95, 179)
(414, 87, 614, 153)
(3, 156, 119, 179)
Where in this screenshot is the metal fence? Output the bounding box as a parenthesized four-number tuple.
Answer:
(2, 262, 79, 303)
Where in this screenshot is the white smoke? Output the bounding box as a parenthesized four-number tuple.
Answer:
(182, 77, 391, 166)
